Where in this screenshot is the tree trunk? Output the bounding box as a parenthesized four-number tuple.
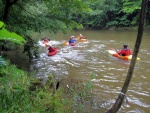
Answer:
(3, 0, 18, 21)
(106, 0, 148, 113)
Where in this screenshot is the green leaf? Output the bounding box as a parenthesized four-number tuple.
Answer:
(0, 56, 7, 68)
(106, 20, 119, 27)
(0, 28, 26, 45)
(0, 21, 4, 28)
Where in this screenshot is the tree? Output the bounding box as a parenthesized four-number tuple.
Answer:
(1, 0, 91, 34)
(3, 0, 18, 21)
(80, 0, 124, 29)
(121, 0, 142, 25)
(106, 0, 148, 112)
(0, 0, 91, 59)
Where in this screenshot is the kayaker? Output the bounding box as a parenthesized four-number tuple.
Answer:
(68, 36, 76, 44)
(117, 44, 132, 56)
(48, 46, 55, 52)
(79, 34, 85, 39)
(42, 37, 50, 43)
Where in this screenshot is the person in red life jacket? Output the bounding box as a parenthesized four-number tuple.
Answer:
(117, 44, 132, 56)
(48, 46, 55, 52)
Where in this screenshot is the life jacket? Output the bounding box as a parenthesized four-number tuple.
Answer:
(48, 47, 55, 52)
(69, 39, 75, 44)
(117, 49, 132, 56)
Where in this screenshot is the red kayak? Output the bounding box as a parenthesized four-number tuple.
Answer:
(69, 43, 76, 46)
(48, 48, 58, 56)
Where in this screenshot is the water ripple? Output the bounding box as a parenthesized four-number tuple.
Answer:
(31, 38, 150, 113)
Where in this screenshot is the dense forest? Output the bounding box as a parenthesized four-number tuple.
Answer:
(0, 0, 150, 35)
(0, 0, 150, 58)
(0, 0, 149, 113)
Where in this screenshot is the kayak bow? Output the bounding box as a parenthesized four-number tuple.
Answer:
(48, 48, 58, 56)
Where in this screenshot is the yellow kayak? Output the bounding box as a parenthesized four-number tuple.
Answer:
(75, 36, 88, 42)
(107, 50, 140, 60)
(78, 39, 88, 42)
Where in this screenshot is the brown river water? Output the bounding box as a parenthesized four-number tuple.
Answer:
(16, 30, 150, 113)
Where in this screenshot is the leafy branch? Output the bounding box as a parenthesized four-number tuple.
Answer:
(0, 21, 26, 68)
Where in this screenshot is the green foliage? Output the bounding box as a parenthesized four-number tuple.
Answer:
(81, 0, 123, 28)
(117, 15, 131, 26)
(0, 63, 73, 113)
(78, 0, 149, 28)
(0, 56, 7, 69)
(0, 0, 90, 36)
(86, 81, 93, 90)
(119, 20, 131, 27)
(0, 64, 31, 112)
(122, 0, 142, 14)
(0, 21, 26, 45)
(1, 0, 150, 31)
(0, 21, 4, 28)
(106, 20, 119, 28)
(0, 28, 26, 45)
(121, 0, 142, 26)
(131, 14, 140, 25)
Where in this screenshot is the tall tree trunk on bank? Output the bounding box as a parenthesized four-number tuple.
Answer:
(1, 0, 18, 52)
(3, 0, 18, 21)
(106, 0, 148, 113)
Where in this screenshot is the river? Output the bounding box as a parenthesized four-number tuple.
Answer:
(30, 30, 150, 113)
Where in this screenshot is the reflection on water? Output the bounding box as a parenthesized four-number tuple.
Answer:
(30, 30, 150, 113)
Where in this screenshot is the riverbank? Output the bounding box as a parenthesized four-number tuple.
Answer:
(108, 25, 150, 31)
(0, 62, 73, 112)
(0, 59, 93, 113)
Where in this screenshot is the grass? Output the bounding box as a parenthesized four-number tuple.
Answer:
(0, 60, 93, 113)
(0, 63, 73, 113)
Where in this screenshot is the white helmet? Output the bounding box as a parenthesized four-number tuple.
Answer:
(71, 35, 75, 38)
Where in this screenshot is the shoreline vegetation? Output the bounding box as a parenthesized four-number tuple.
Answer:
(0, 61, 73, 112)
(83, 26, 150, 31)
(109, 26, 150, 31)
(0, 60, 93, 113)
